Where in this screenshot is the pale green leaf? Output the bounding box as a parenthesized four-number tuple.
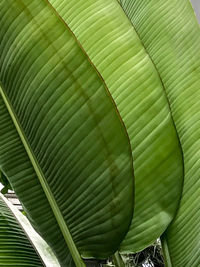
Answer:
(48, 0, 183, 253)
(120, 0, 200, 265)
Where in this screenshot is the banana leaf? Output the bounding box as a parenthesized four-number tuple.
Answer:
(119, 0, 200, 266)
(48, 0, 183, 253)
(0, 96, 75, 267)
(0, 0, 134, 266)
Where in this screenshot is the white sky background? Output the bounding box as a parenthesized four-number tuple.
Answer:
(191, 0, 200, 24)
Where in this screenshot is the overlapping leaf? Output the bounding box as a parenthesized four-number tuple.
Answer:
(49, 0, 183, 253)
(120, 0, 200, 265)
(0, 96, 74, 266)
(0, 193, 60, 267)
(0, 0, 134, 265)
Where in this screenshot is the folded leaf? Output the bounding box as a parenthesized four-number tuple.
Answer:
(48, 0, 183, 253)
(0, 0, 134, 265)
(0, 193, 60, 267)
(120, 0, 200, 265)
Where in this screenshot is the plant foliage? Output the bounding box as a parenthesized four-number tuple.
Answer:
(0, 0, 200, 267)
(0, 193, 59, 267)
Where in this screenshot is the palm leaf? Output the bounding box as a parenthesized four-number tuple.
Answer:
(0, 193, 60, 267)
(0, 0, 134, 266)
(48, 0, 183, 253)
(119, 0, 200, 265)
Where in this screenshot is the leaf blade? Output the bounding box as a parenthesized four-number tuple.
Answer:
(120, 0, 200, 265)
(0, 0, 134, 263)
(48, 0, 184, 253)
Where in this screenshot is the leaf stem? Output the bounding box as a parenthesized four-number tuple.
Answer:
(161, 235, 172, 267)
(113, 251, 125, 267)
(0, 86, 85, 267)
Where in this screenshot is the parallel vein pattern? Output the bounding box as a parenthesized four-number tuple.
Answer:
(49, 0, 183, 252)
(120, 0, 200, 265)
(0, 0, 134, 263)
(0, 195, 43, 267)
(0, 95, 74, 266)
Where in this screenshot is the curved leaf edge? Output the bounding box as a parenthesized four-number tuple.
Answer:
(117, 0, 185, 253)
(0, 0, 135, 263)
(0, 193, 61, 267)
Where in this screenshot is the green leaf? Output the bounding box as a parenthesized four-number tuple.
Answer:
(48, 0, 183, 253)
(0, 193, 60, 267)
(0, 0, 134, 265)
(120, 0, 200, 265)
(0, 95, 74, 267)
